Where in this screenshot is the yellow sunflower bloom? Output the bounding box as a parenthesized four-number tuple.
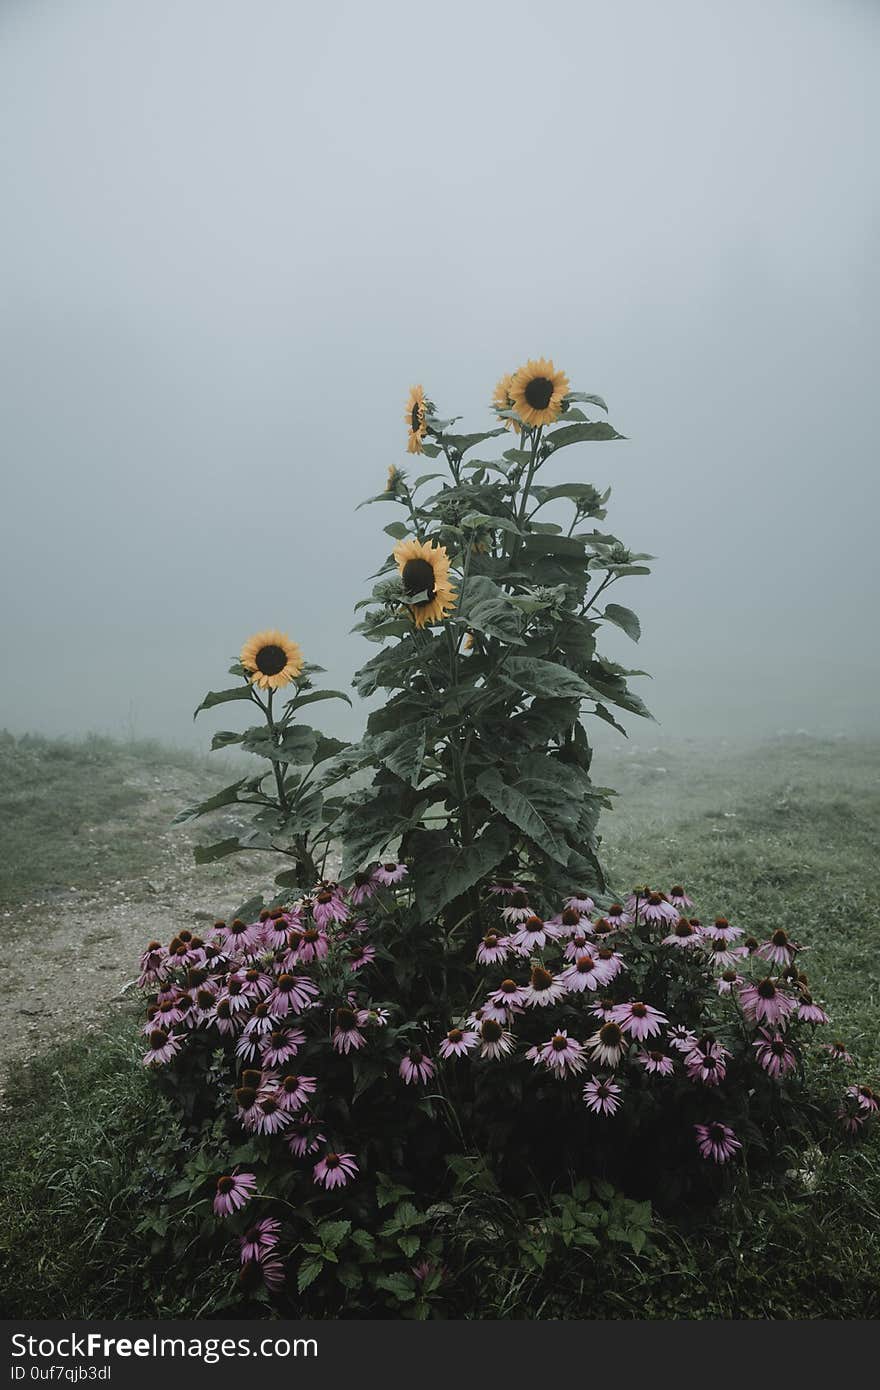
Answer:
(239, 630, 304, 691)
(508, 358, 570, 428)
(393, 536, 457, 628)
(491, 374, 521, 434)
(405, 384, 428, 455)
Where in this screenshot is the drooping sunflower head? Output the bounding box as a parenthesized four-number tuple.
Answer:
(393, 536, 457, 629)
(404, 385, 429, 455)
(508, 358, 570, 428)
(491, 374, 521, 434)
(239, 629, 304, 690)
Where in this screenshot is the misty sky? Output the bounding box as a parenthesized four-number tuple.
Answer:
(1, 0, 878, 755)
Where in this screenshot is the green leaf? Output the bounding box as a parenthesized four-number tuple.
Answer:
(210, 730, 245, 750)
(565, 391, 609, 412)
(370, 724, 428, 788)
(457, 575, 524, 645)
(317, 1219, 352, 1249)
(544, 421, 625, 450)
(193, 837, 244, 864)
(172, 778, 248, 824)
(414, 822, 510, 917)
(476, 769, 568, 862)
(286, 688, 353, 710)
(603, 603, 641, 642)
(297, 1256, 324, 1294)
(461, 511, 522, 536)
(398, 1234, 420, 1258)
(383, 520, 410, 540)
(442, 428, 506, 454)
(241, 725, 320, 764)
(499, 655, 594, 701)
(373, 1273, 416, 1303)
(193, 685, 253, 719)
(592, 702, 628, 736)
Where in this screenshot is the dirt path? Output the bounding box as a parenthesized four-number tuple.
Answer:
(0, 761, 337, 1100)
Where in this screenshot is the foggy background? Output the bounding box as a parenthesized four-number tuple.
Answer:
(1, 0, 878, 755)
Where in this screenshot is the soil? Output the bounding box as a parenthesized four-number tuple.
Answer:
(0, 761, 339, 1101)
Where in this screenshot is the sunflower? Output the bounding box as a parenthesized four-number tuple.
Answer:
(508, 358, 570, 428)
(404, 384, 428, 455)
(393, 537, 457, 628)
(239, 630, 304, 691)
(491, 374, 521, 434)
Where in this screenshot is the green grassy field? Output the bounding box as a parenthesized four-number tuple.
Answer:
(0, 732, 878, 1317)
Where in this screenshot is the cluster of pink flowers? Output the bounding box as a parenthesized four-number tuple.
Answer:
(430, 881, 874, 1162)
(139, 863, 410, 1201)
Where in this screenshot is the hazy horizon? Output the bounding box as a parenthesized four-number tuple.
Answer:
(2, 0, 879, 755)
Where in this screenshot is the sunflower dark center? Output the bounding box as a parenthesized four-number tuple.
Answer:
(410, 404, 421, 432)
(401, 557, 436, 602)
(255, 644, 287, 676)
(524, 376, 553, 410)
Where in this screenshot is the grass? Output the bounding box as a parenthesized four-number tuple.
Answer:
(0, 732, 878, 1317)
(0, 730, 216, 905)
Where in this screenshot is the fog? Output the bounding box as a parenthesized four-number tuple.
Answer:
(1, 0, 878, 755)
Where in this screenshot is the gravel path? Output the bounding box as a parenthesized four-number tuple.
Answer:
(0, 761, 334, 1101)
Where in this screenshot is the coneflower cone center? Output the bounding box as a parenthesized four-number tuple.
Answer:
(255, 644, 287, 675)
(524, 377, 553, 409)
(401, 558, 436, 602)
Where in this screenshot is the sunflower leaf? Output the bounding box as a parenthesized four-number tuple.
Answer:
(192, 837, 246, 864)
(413, 822, 510, 918)
(461, 512, 522, 536)
(543, 421, 625, 450)
(565, 392, 609, 412)
(497, 656, 595, 702)
(602, 603, 641, 642)
(476, 769, 569, 864)
(193, 685, 253, 719)
(172, 779, 248, 823)
(285, 688, 353, 711)
(241, 726, 320, 764)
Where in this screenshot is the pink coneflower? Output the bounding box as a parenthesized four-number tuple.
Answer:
(612, 1001, 668, 1041)
(487, 978, 528, 1011)
(488, 880, 528, 899)
(624, 886, 652, 915)
(694, 1121, 741, 1164)
(347, 942, 376, 971)
(313, 1151, 359, 1189)
(796, 992, 829, 1024)
(587, 1021, 627, 1067)
(560, 952, 609, 993)
(292, 926, 329, 965)
(254, 1094, 292, 1136)
(562, 930, 592, 960)
(219, 918, 263, 955)
(594, 945, 624, 980)
(739, 978, 796, 1027)
(565, 893, 595, 915)
(535, 1030, 588, 1077)
(478, 1019, 516, 1060)
(684, 1039, 730, 1086)
(755, 928, 800, 968)
(239, 1217, 281, 1263)
(522, 965, 568, 1008)
(753, 1029, 796, 1078)
(260, 1027, 306, 1067)
(235, 1031, 263, 1063)
(273, 1072, 316, 1112)
(209, 997, 241, 1037)
(701, 916, 744, 942)
(590, 997, 618, 1021)
(375, 862, 408, 886)
(332, 1007, 367, 1055)
(138, 940, 168, 987)
(267, 973, 319, 1016)
(312, 884, 349, 928)
(194, 983, 219, 1019)
(662, 918, 703, 948)
(668, 1024, 699, 1053)
(287, 1116, 326, 1157)
(213, 1170, 258, 1217)
(836, 1103, 865, 1136)
(638, 1049, 675, 1076)
(357, 1005, 389, 1029)
(243, 1002, 280, 1036)
(501, 891, 534, 926)
(439, 1027, 478, 1059)
(822, 1040, 854, 1064)
(716, 969, 744, 996)
(476, 931, 510, 965)
(412, 1259, 446, 1285)
(641, 892, 678, 925)
(142, 1027, 183, 1066)
(702, 938, 748, 970)
(399, 1047, 435, 1084)
(846, 1084, 880, 1114)
(511, 914, 553, 952)
(235, 1084, 261, 1128)
(604, 903, 632, 929)
(262, 913, 296, 950)
(349, 868, 380, 905)
(551, 906, 591, 938)
(583, 1077, 622, 1116)
(668, 885, 694, 910)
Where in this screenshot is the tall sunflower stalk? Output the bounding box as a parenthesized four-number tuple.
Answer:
(343, 359, 652, 940)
